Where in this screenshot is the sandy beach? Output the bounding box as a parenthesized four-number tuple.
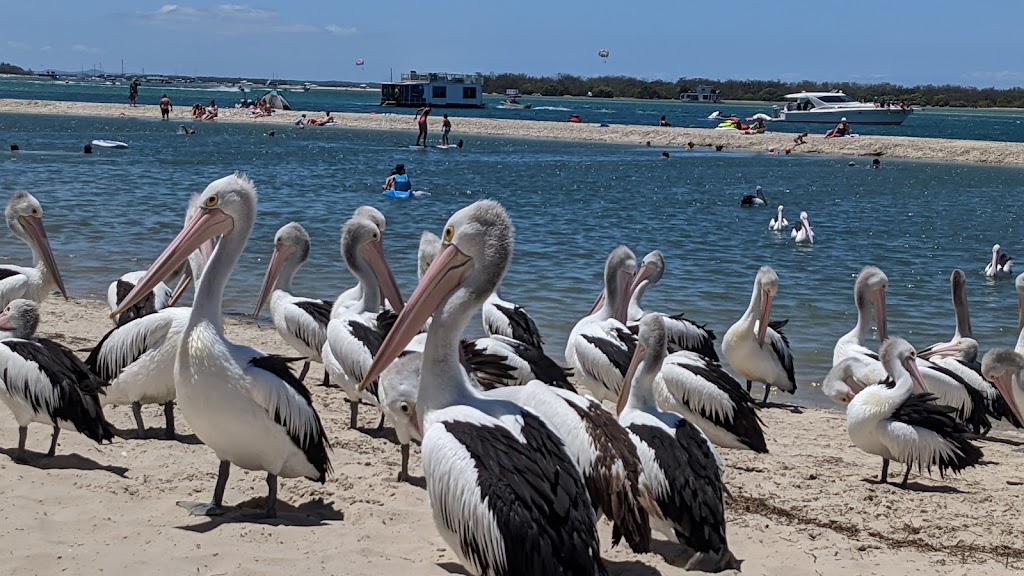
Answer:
(4, 98, 1024, 167)
(0, 296, 1020, 575)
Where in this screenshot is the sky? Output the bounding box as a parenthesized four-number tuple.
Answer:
(2, 1, 1022, 88)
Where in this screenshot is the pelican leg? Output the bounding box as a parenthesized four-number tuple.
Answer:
(265, 473, 278, 518)
(178, 460, 230, 516)
(349, 401, 359, 429)
(132, 401, 148, 439)
(745, 380, 752, 393)
(297, 360, 311, 383)
(879, 459, 890, 483)
(397, 443, 410, 483)
(322, 368, 330, 387)
(15, 426, 28, 462)
(47, 427, 60, 457)
(900, 465, 912, 487)
(376, 412, 386, 430)
(761, 385, 771, 404)
(163, 401, 176, 440)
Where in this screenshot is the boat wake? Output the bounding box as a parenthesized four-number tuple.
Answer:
(532, 106, 572, 111)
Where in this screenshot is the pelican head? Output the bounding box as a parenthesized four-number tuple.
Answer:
(254, 222, 311, 315)
(754, 266, 779, 346)
(989, 244, 1002, 276)
(618, 313, 668, 414)
(822, 358, 868, 404)
(879, 337, 926, 393)
(629, 250, 665, 295)
(0, 298, 40, 339)
(379, 350, 424, 443)
(111, 173, 257, 318)
(418, 231, 442, 280)
(353, 206, 386, 235)
(359, 200, 514, 391)
(167, 195, 217, 306)
(341, 216, 404, 313)
(756, 185, 765, 200)
(5, 191, 68, 300)
(777, 205, 785, 216)
(981, 349, 1024, 424)
(854, 266, 888, 342)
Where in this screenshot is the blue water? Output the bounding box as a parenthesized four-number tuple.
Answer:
(5, 77, 1024, 142)
(2, 111, 1023, 409)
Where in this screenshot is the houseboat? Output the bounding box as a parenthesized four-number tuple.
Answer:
(680, 85, 722, 103)
(380, 71, 485, 108)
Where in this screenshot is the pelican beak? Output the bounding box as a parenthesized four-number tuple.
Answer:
(844, 376, 865, 396)
(254, 242, 296, 316)
(110, 207, 233, 319)
(991, 249, 1000, 276)
(992, 373, 1023, 425)
(360, 238, 405, 313)
(19, 215, 68, 300)
(199, 238, 216, 265)
(358, 243, 473, 392)
(0, 313, 14, 331)
(616, 343, 645, 415)
(903, 356, 928, 394)
(614, 269, 634, 324)
(872, 288, 888, 342)
(918, 342, 960, 360)
(628, 262, 657, 297)
(756, 289, 773, 346)
(588, 290, 606, 315)
(167, 266, 193, 307)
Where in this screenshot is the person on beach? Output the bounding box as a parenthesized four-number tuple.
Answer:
(793, 132, 808, 146)
(687, 141, 695, 150)
(415, 105, 431, 146)
(159, 94, 172, 120)
(202, 100, 219, 121)
(442, 114, 452, 146)
(825, 118, 850, 138)
(659, 115, 671, 127)
(296, 114, 307, 127)
(128, 79, 139, 107)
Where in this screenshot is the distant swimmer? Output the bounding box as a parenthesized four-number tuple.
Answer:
(9, 144, 19, 152)
(83, 144, 93, 154)
(661, 151, 670, 159)
(384, 164, 412, 192)
(178, 125, 196, 135)
(456, 139, 464, 149)
(740, 185, 767, 207)
(872, 158, 881, 168)
(659, 115, 671, 127)
(687, 141, 695, 150)
(442, 113, 452, 146)
(715, 144, 724, 151)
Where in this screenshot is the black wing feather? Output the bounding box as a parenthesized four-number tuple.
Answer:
(460, 340, 519, 391)
(114, 279, 157, 326)
(890, 392, 983, 475)
(582, 328, 636, 378)
(486, 337, 573, 390)
(294, 299, 332, 330)
(676, 359, 768, 453)
(921, 362, 991, 432)
(492, 302, 544, 348)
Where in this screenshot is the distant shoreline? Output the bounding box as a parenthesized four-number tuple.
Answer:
(3, 97, 1024, 167)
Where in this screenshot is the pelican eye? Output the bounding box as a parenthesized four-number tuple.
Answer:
(205, 195, 219, 208)
(443, 226, 454, 242)
(31, 208, 39, 216)
(399, 401, 410, 413)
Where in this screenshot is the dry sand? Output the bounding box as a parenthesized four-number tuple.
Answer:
(4, 98, 1024, 166)
(0, 297, 1021, 575)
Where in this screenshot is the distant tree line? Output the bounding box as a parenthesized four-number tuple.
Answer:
(0, 62, 31, 75)
(483, 73, 1024, 108)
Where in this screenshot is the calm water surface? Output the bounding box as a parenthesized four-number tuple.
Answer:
(2, 112, 1023, 408)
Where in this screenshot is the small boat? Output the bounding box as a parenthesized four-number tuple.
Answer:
(91, 139, 128, 149)
(770, 91, 913, 125)
(498, 89, 532, 110)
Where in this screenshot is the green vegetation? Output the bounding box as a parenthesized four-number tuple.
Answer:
(483, 73, 1024, 108)
(0, 62, 31, 75)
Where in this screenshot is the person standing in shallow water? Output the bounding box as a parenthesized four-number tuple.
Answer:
(159, 94, 172, 120)
(415, 105, 431, 147)
(128, 79, 139, 107)
(441, 113, 452, 146)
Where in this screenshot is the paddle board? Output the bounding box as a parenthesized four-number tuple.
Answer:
(91, 139, 128, 149)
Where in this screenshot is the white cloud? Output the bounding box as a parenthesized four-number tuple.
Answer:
(131, 4, 341, 35)
(325, 24, 358, 36)
(72, 44, 103, 54)
(40, 45, 52, 52)
(7, 41, 30, 50)
(213, 4, 272, 19)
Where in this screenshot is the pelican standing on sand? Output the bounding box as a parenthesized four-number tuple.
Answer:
(254, 222, 332, 386)
(768, 205, 788, 231)
(0, 299, 115, 461)
(360, 200, 606, 576)
(0, 192, 68, 310)
(984, 244, 1013, 279)
(723, 266, 796, 403)
(112, 174, 331, 518)
(846, 338, 982, 486)
(791, 211, 814, 244)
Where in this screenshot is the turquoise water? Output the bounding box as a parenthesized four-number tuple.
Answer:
(2, 111, 1023, 408)
(4, 77, 1024, 142)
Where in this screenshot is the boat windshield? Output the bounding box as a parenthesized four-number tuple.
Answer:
(817, 94, 856, 103)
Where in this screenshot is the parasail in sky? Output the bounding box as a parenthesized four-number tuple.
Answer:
(597, 49, 609, 62)
(355, 58, 365, 67)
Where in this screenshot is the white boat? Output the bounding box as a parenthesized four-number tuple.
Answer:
(498, 89, 532, 110)
(770, 91, 913, 125)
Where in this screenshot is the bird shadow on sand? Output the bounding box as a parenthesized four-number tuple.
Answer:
(860, 477, 965, 494)
(176, 497, 343, 532)
(436, 563, 471, 575)
(394, 475, 426, 489)
(0, 448, 129, 476)
(114, 428, 203, 445)
(971, 434, 1024, 447)
(606, 557, 664, 575)
(361, 426, 400, 445)
(759, 401, 803, 414)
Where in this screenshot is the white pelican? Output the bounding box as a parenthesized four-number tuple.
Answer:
(919, 269, 972, 356)
(359, 200, 606, 576)
(462, 335, 572, 389)
(617, 314, 739, 572)
(980, 349, 1024, 427)
(822, 356, 878, 405)
(722, 266, 796, 403)
(331, 206, 387, 318)
(254, 222, 332, 386)
(111, 174, 331, 518)
(0, 192, 68, 309)
(627, 250, 718, 361)
(791, 211, 814, 244)
(0, 299, 114, 461)
(565, 246, 638, 402)
(846, 338, 982, 486)
(323, 216, 404, 429)
(739, 185, 766, 206)
(768, 205, 788, 231)
(921, 338, 1019, 432)
(984, 244, 1013, 279)
(481, 290, 544, 348)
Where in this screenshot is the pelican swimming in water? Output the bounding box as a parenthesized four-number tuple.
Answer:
(112, 174, 331, 518)
(722, 266, 796, 404)
(0, 192, 68, 310)
(739, 185, 767, 207)
(360, 200, 606, 576)
(791, 211, 814, 244)
(768, 205, 788, 231)
(847, 338, 982, 487)
(984, 244, 1013, 279)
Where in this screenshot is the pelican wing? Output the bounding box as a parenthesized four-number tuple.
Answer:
(663, 314, 718, 361)
(286, 298, 331, 355)
(0, 268, 29, 308)
(85, 311, 177, 383)
(476, 335, 573, 390)
(881, 393, 982, 476)
(247, 354, 332, 481)
(580, 325, 636, 381)
(920, 360, 990, 431)
(483, 299, 544, 348)
(459, 339, 519, 390)
(767, 327, 795, 386)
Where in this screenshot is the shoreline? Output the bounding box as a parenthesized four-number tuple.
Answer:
(4, 98, 1024, 166)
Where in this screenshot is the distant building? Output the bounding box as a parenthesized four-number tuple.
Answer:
(380, 71, 485, 108)
(680, 85, 722, 103)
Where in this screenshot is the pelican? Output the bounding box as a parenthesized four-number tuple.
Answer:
(739, 185, 766, 206)
(111, 174, 331, 518)
(617, 314, 740, 572)
(462, 335, 572, 389)
(0, 299, 114, 461)
(980, 349, 1024, 427)
(920, 339, 1019, 431)
(359, 200, 606, 576)
(322, 216, 404, 429)
(0, 192, 68, 309)
(722, 266, 796, 403)
(791, 211, 814, 244)
(768, 205, 788, 231)
(108, 268, 189, 326)
(823, 356, 878, 405)
(254, 222, 331, 386)
(627, 250, 718, 361)
(331, 206, 387, 319)
(984, 244, 1012, 279)
(565, 246, 638, 402)
(481, 289, 544, 348)
(847, 338, 982, 486)
(919, 269, 973, 356)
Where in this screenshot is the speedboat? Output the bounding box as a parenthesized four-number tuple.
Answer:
(770, 91, 913, 125)
(498, 89, 532, 110)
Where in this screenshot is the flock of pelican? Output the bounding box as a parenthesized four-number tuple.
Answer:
(0, 176, 1021, 575)
(740, 187, 814, 244)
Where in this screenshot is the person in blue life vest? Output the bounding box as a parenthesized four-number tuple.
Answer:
(383, 164, 412, 192)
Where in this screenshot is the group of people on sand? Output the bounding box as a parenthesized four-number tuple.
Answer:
(298, 111, 334, 126)
(250, 98, 275, 118)
(190, 100, 219, 121)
